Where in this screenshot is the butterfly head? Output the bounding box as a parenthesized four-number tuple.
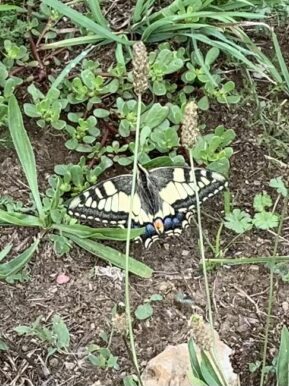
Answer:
(153, 218, 165, 235)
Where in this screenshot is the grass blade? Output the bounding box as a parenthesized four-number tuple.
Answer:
(0, 5, 24, 12)
(8, 96, 44, 220)
(51, 46, 95, 89)
(272, 30, 289, 93)
(66, 233, 153, 278)
(43, 0, 128, 45)
(0, 209, 42, 227)
(0, 244, 13, 263)
(0, 238, 40, 279)
(39, 35, 105, 50)
(86, 0, 108, 27)
(132, 0, 145, 23)
(53, 223, 144, 240)
(277, 326, 289, 386)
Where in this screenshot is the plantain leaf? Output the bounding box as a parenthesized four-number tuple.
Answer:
(53, 223, 144, 240)
(0, 209, 42, 227)
(277, 326, 289, 386)
(65, 233, 153, 278)
(0, 238, 40, 279)
(8, 96, 44, 220)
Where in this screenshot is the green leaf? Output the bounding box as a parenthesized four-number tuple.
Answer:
(142, 104, 168, 128)
(269, 177, 288, 198)
(0, 209, 42, 227)
(253, 212, 279, 230)
(207, 158, 230, 177)
(205, 47, 220, 67)
(135, 303, 153, 320)
(152, 80, 167, 96)
(23, 103, 40, 118)
(0, 338, 8, 351)
(149, 294, 163, 302)
(14, 325, 33, 335)
(65, 233, 153, 278)
(253, 192, 273, 212)
(93, 108, 110, 118)
(188, 339, 202, 378)
(123, 375, 139, 386)
(224, 209, 253, 234)
(0, 5, 24, 11)
(0, 238, 40, 280)
(8, 96, 44, 219)
(197, 95, 209, 111)
(52, 46, 95, 89)
(277, 326, 289, 386)
(0, 244, 12, 263)
(143, 156, 181, 169)
(53, 223, 144, 240)
(52, 315, 70, 349)
(200, 351, 223, 386)
(140, 126, 152, 147)
(40, 35, 104, 50)
(43, 0, 128, 45)
(86, 0, 108, 27)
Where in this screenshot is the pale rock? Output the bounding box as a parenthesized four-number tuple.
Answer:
(142, 334, 239, 386)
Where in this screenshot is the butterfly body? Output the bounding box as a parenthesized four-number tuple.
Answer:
(68, 165, 227, 248)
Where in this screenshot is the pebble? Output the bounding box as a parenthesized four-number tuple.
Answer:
(49, 358, 59, 368)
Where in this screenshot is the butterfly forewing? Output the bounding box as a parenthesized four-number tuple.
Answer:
(68, 175, 133, 224)
(148, 167, 227, 212)
(68, 174, 155, 226)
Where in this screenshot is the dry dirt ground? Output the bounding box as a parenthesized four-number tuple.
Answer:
(1, 9, 289, 386)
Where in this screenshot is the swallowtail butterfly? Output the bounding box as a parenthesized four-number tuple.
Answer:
(68, 165, 227, 248)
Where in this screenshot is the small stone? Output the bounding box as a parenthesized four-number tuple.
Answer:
(64, 361, 75, 370)
(56, 273, 70, 284)
(49, 358, 59, 368)
(282, 301, 289, 312)
(158, 281, 174, 293)
(182, 250, 190, 257)
(163, 243, 170, 251)
(142, 336, 239, 386)
(237, 324, 249, 334)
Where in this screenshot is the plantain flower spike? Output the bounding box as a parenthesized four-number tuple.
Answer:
(189, 314, 213, 352)
(181, 101, 199, 148)
(132, 41, 149, 95)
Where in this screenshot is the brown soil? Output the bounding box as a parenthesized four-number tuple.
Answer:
(1, 7, 289, 386)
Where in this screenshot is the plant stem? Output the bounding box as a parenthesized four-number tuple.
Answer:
(259, 196, 288, 386)
(206, 255, 289, 267)
(189, 151, 214, 328)
(124, 93, 143, 386)
(189, 151, 229, 386)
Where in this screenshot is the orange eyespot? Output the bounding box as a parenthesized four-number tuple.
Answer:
(153, 218, 164, 234)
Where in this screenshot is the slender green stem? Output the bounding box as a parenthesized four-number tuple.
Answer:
(124, 93, 143, 385)
(189, 151, 229, 386)
(259, 196, 288, 386)
(206, 256, 289, 267)
(189, 151, 213, 328)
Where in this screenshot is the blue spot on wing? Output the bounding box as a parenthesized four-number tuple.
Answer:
(145, 223, 156, 238)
